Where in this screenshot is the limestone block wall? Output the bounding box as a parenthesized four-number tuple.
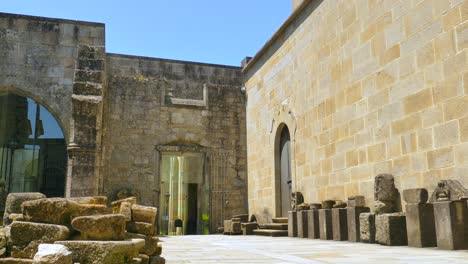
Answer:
(244, 0, 468, 223)
(102, 54, 247, 230)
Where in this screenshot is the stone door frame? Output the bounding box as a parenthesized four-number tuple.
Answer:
(271, 104, 297, 217)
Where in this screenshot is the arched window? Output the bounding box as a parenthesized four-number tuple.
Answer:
(0, 93, 67, 200)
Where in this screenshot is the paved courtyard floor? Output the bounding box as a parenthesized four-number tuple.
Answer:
(161, 235, 468, 264)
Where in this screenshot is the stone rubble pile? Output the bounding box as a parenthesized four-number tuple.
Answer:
(0, 194, 165, 264)
(286, 174, 468, 250)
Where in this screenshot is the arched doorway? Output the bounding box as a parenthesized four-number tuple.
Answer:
(0, 93, 67, 200)
(276, 124, 292, 217)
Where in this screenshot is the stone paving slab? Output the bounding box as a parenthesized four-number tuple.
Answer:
(161, 235, 468, 264)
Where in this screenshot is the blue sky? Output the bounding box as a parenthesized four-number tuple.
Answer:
(0, 1, 291, 66)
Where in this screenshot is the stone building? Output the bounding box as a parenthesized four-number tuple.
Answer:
(244, 0, 468, 223)
(0, 12, 247, 234)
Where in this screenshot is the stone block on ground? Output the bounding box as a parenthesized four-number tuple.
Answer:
(434, 200, 468, 250)
(32, 244, 72, 264)
(120, 202, 132, 221)
(138, 254, 149, 264)
(127, 221, 155, 236)
(111, 197, 137, 213)
(232, 214, 249, 223)
(318, 209, 332, 240)
(71, 214, 126, 240)
(347, 196, 365, 207)
(309, 203, 322, 209)
(68, 196, 107, 205)
(22, 198, 80, 225)
(223, 220, 233, 234)
(347, 206, 370, 242)
(306, 209, 319, 239)
(375, 213, 407, 246)
(403, 188, 428, 204)
(8, 213, 24, 222)
(287, 211, 297, 237)
(55, 238, 144, 264)
(75, 204, 112, 217)
(405, 203, 436, 247)
(241, 222, 259, 235)
(149, 256, 165, 264)
(359, 213, 375, 243)
(297, 210, 308, 238)
(332, 208, 347, 241)
(131, 204, 157, 224)
(10, 221, 70, 259)
(0, 258, 33, 263)
(126, 232, 159, 256)
(3, 193, 46, 225)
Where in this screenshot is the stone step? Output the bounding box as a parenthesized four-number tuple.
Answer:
(253, 229, 288, 237)
(272, 217, 288, 223)
(260, 223, 288, 230)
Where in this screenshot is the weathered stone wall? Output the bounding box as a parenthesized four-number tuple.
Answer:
(102, 54, 247, 230)
(0, 13, 106, 197)
(245, 0, 468, 223)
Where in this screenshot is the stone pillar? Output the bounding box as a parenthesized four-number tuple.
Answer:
(347, 206, 370, 242)
(434, 200, 468, 250)
(319, 209, 332, 240)
(332, 208, 347, 241)
(67, 45, 106, 197)
(288, 211, 297, 237)
(306, 209, 320, 239)
(375, 213, 407, 246)
(403, 188, 436, 247)
(297, 210, 308, 238)
(359, 213, 375, 243)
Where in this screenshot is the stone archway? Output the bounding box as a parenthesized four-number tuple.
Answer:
(0, 92, 68, 211)
(271, 103, 297, 217)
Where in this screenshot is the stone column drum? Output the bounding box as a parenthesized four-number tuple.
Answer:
(346, 196, 370, 242)
(403, 188, 436, 248)
(306, 209, 320, 239)
(433, 200, 468, 250)
(288, 211, 298, 237)
(360, 213, 375, 243)
(332, 208, 347, 241)
(319, 209, 333, 240)
(297, 210, 308, 238)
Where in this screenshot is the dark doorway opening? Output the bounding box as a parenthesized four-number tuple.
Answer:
(279, 125, 292, 217)
(186, 183, 198, 235)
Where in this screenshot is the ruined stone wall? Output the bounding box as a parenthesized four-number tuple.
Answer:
(0, 13, 106, 197)
(102, 54, 247, 230)
(245, 0, 468, 223)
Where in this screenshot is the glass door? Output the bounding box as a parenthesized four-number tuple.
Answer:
(159, 152, 209, 235)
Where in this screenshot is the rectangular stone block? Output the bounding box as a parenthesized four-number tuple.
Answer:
(306, 209, 320, 239)
(347, 206, 370, 242)
(288, 211, 297, 237)
(347, 196, 365, 207)
(319, 209, 332, 240)
(332, 208, 348, 241)
(434, 201, 468, 250)
(297, 210, 308, 238)
(359, 213, 375, 243)
(405, 203, 436, 247)
(375, 213, 408, 246)
(403, 188, 429, 204)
